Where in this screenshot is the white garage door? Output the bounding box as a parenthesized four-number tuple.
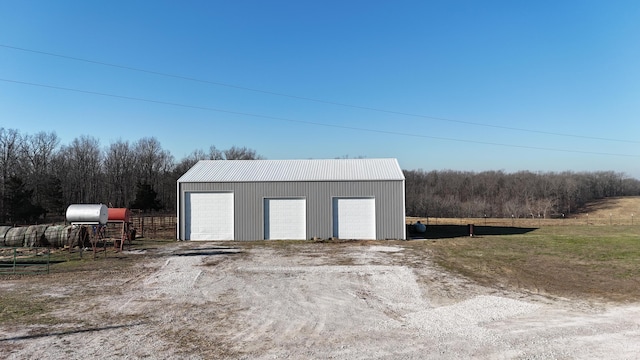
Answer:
(332, 197, 376, 239)
(264, 198, 306, 240)
(185, 192, 234, 240)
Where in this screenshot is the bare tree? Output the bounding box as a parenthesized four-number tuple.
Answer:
(503, 199, 524, 218)
(223, 146, 264, 160)
(134, 137, 168, 184)
(20, 131, 60, 208)
(404, 168, 640, 219)
(6, 124, 640, 219)
(104, 140, 136, 207)
(208, 145, 223, 160)
(0, 128, 24, 222)
(55, 136, 102, 204)
(173, 149, 208, 177)
(133, 137, 174, 210)
(0, 128, 23, 178)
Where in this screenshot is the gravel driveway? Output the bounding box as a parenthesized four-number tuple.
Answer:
(2, 242, 640, 359)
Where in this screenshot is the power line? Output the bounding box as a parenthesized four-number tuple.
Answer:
(2, 77, 639, 158)
(2, 43, 639, 145)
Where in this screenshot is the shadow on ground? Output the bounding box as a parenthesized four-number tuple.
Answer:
(173, 247, 241, 257)
(0, 323, 145, 342)
(409, 225, 537, 239)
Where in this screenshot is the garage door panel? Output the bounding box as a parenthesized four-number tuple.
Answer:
(186, 192, 234, 240)
(333, 198, 376, 239)
(265, 198, 306, 240)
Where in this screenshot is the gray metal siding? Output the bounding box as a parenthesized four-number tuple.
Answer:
(178, 180, 405, 241)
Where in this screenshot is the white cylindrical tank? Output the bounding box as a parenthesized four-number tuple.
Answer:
(66, 204, 109, 225)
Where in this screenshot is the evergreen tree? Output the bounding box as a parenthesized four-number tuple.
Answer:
(130, 181, 162, 211)
(3, 176, 45, 224)
(40, 176, 65, 218)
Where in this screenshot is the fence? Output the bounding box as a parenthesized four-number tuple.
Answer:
(127, 213, 639, 240)
(130, 214, 176, 239)
(127, 213, 640, 241)
(0, 247, 50, 275)
(407, 214, 640, 227)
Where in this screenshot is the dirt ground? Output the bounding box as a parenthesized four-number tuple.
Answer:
(1, 241, 640, 359)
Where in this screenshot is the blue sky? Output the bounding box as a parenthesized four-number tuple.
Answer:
(1, 1, 639, 177)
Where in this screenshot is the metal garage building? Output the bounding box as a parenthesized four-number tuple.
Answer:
(176, 158, 406, 241)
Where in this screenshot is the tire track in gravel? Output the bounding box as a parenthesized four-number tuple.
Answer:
(5, 242, 640, 359)
(220, 265, 429, 355)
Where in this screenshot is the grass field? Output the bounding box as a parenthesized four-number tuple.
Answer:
(409, 225, 640, 302)
(402, 197, 640, 301)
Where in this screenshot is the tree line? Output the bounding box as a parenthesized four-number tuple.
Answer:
(404, 169, 640, 219)
(0, 128, 262, 224)
(2, 127, 639, 225)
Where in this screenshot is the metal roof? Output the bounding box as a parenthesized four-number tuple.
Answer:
(177, 158, 405, 183)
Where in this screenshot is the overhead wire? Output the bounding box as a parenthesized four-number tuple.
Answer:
(2, 77, 638, 158)
(1, 43, 638, 145)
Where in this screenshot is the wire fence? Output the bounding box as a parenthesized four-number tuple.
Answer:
(407, 214, 640, 227)
(128, 212, 639, 242)
(130, 214, 176, 239)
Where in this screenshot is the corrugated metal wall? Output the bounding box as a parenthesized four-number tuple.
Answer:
(177, 180, 405, 241)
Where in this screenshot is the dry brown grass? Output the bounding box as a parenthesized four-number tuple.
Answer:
(408, 196, 640, 227)
(2, 197, 639, 332)
(404, 197, 640, 302)
(417, 224, 640, 302)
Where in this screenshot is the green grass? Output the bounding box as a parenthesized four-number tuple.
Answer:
(0, 238, 178, 327)
(0, 290, 62, 326)
(2, 225, 639, 330)
(420, 225, 640, 301)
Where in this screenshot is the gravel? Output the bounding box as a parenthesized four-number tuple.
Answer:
(2, 243, 640, 359)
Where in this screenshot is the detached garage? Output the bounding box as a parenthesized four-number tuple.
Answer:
(176, 158, 405, 241)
